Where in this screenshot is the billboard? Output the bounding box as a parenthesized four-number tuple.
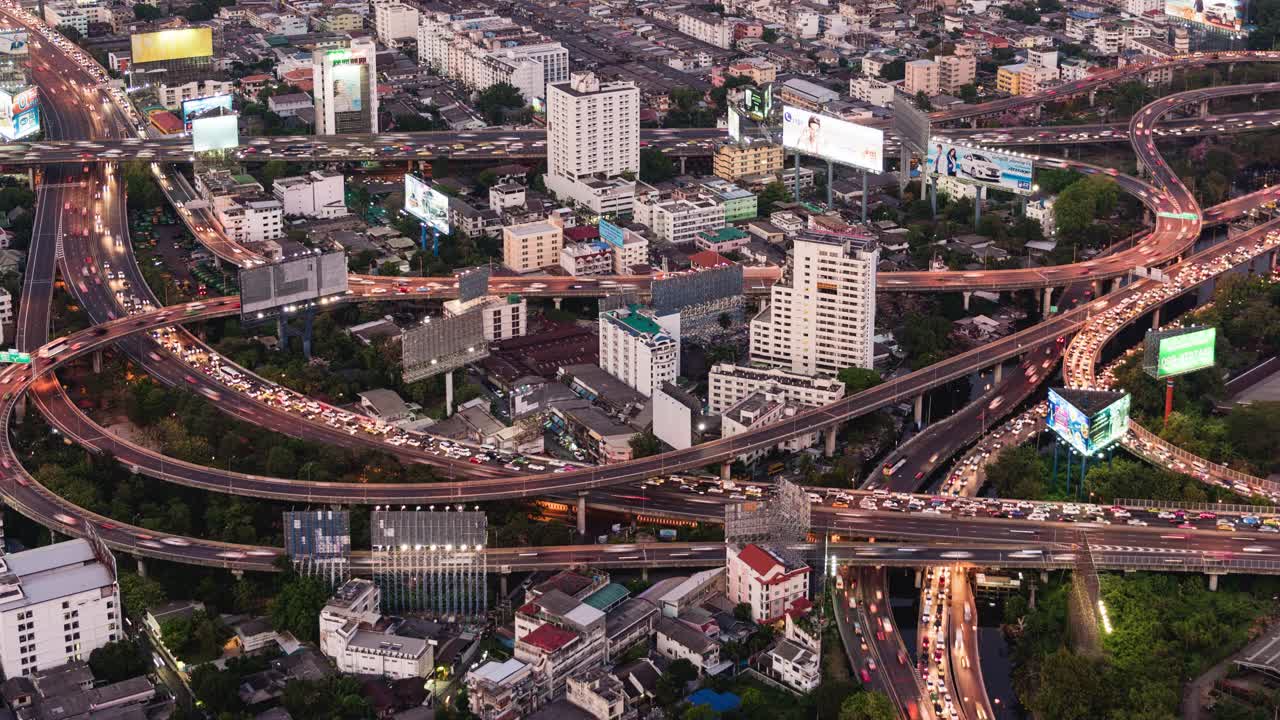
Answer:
(0, 87, 39, 141)
(1047, 388, 1130, 456)
(191, 114, 238, 152)
(239, 251, 349, 318)
(1165, 0, 1243, 32)
(743, 85, 772, 121)
(893, 90, 931, 154)
(0, 30, 27, 55)
(331, 62, 364, 113)
(402, 311, 489, 382)
(283, 510, 351, 562)
(181, 93, 233, 130)
(455, 266, 491, 303)
(599, 219, 625, 248)
(405, 174, 450, 234)
(1144, 326, 1216, 379)
(926, 141, 1035, 195)
(782, 106, 884, 173)
(728, 106, 742, 142)
(130, 28, 214, 64)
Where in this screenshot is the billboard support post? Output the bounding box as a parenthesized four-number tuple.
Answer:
(861, 170, 868, 224)
(826, 160, 833, 208)
(975, 186, 983, 226)
(794, 152, 801, 204)
(1165, 379, 1174, 421)
(445, 371, 454, 417)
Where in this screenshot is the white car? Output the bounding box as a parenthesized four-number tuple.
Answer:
(959, 153, 1002, 182)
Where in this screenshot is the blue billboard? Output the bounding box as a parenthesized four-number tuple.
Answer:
(1047, 388, 1131, 456)
(599, 218, 625, 248)
(927, 142, 1034, 195)
(1047, 389, 1089, 455)
(6, 105, 38, 141)
(181, 93, 233, 130)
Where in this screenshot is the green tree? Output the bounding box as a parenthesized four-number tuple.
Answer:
(118, 572, 167, 618)
(897, 312, 952, 369)
(914, 90, 933, 111)
(758, 181, 791, 215)
(682, 705, 719, 720)
(838, 367, 882, 394)
(985, 445, 1046, 499)
(269, 573, 331, 643)
(133, 3, 162, 19)
(265, 446, 298, 477)
(839, 691, 897, 720)
(89, 639, 150, 684)
(188, 664, 243, 716)
(476, 82, 525, 124)
(640, 148, 677, 183)
(733, 602, 754, 622)
(958, 83, 979, 103)
(761, 28, 780, 42)
(629, 430, 662, 459)
(1226, 402, 1280, 473)
(121, 161, 164, 211)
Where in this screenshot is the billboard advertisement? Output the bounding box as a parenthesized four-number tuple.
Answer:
(239, 251, 349, 318)
(181, 93, 233, 130)
(191, 114, 239, 152)
(1089, 394, 1131, 454)
(0, 87, 39, 141)
(402, 312, 490, 382)
(599, 219, 625, 248)
(405, 174, 450, 234)
(728, 106, 741, 142)
(130, 28, 214, 64)
(926, 141, 1035, 195)
(331, 62, 364, 113)
(0, 30, 28, 55)
(782, 106, 884, 173)
(1047, 388, 1090, 456)
(1165, 0, 1243, 32)
(743, 85, 772, 121)
(1145, 326, 1217, 379)
(1047, 388, 1131, 456)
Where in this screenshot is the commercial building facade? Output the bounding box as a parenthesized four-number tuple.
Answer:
(272, 171, 346, 218)
(544, 73, 640, 215)
(599, 306, 679, 397)
(503, 217, 564, 273)
(312, 37, 378, 135)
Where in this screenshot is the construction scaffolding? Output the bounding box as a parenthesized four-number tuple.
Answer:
(283, 510, 351, 587)
(371, 509, 488, 618)
(724, 478, 810, 544)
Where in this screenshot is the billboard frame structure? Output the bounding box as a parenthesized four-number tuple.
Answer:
(1046, 388, 1131, 497)
(283, 510, 352, 587)
(893, 90, 931, 194)
(925, 140, 1038, 225)
(402, 311, 490, 384)
(238, 251, 349, 321)
(780, 105, 884, 221)
(1143, 326, 1216, 379)
(370, 510, 488, 617)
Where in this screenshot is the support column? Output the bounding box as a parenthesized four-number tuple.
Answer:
(679, 156, 687, 175)
(1040, 571, 1049, 583)
(860, 170, 868, 224)
(720, 461, 731, 482)
(1199, 99, 1209, 118)
(231, 569, 244, 580)
(1042, 286, 1053, 317)
(136, 557, 146, 578)
(1208, 573, 1220, 592)
(962, 291, 972, 312)
(974, 186, 983, 227)
(914, 570, 922, 588)
(553, 297, 562, 311)
(994, 363, 1003, 384)
(826, 160, 834, 208)
(1029, 582, 1037, 609)
(445, 371, 454, 417)
(824, 426, 837, 457)
(14, 394, 24, 424)
(27, 167, 35, 189)
(1110, 277, 1121, 294)
(914, 395, 924, 428)
(1151, 306, 1160, 329)
(576, 493, 587, 537)
(642, 566, 649, 581)
(794, 152, 801, 204)
(92, 350, 101, 374)
(500, 573, 508, 597)
(1092, 279, 1101, 297)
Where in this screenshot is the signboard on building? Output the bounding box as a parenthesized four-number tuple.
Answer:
(402, 311, 489, 382)
(598, 218, 626, 248)
(404, 174, 450, 234)
(181, 93, 233, 130)
(330, 60, 364, 112)
(239, 251, 349, 319)
(926, 141, 1035, 195)
(728, 106, 742, 142)
(1047, 388, 1131, 456)
(0, 30, 27, 55)
(893, 91, 931, 154)
(0, 349, 31, 364)
(0, 86, 38, 141)
(455, 266, 491, 304)
(1144, 326, 1216, 379)
(130, 28, 213, 64)
(191, 114, 239, 152)
(1165, 0, 1243, 32)
(781, 106, 884, 173)
(743, 85, 772, 121)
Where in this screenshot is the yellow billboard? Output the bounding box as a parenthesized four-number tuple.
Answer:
(130, 28, 213, 64)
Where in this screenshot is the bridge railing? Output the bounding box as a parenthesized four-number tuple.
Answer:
(1115, 497, 1277, 516)
(1126, 424, 1280, 492)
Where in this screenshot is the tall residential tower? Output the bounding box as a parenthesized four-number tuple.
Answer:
(313, 37, 378, 135)
(544, 72, 639, 215)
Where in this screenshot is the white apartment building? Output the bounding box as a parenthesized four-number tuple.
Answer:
(649, 196, 725, 245)
(544, 73, 640, 215)
(611, 229, 648, 273)
(720, 389, 818, 463)
(560, 242, 614, 276)
(1027, 195, 1056, 237)
(43, 1, 102, 35)
(726, 543, 810, 624)
(374, 1, 419, 47)
(678, 10, 734, 49)
(654, 617, 721, 674)
(216, 198, 284, 244)
(904, 59, 939, 97)
(468, 658, 536, 720)
(313, 37, 378, 135)
(938, 54, 976, 94)
(417, 12, 568, 100)
(0, 288, 13, 345)
(0, 540, 121, 678)
(503, 216, 564, 273)
(766, 616, 821, 692)
(319, 579, 433, 681)
(599, 305, 680, 397)
(750, 231, 878, 376)
(707, 363, 845, 413)
(156, 80, 234, 112)
(247, 10, 308, 35)
(272, 170, 346, 218)
(444, 294, 527, 341)
(566, 669, 629, 720)
(849, 77, 894, 107)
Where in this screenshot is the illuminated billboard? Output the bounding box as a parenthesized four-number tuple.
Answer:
(926, 141, 1035, 195)
(1166, 0, 1243, 32)
(728, 106, 742, 142)
(0, 30, 27, 55)
(181, 93, 233, 130)
(782, 106, 884, 173)
(405, 174, 449, 234)
(130, 28, 214, 64)
(331, 62, 364, 113)
(0, 87, 39, 141)
(1144, 326, 1217, 379)
(743, 86, 772, 121)
(1047, 388, 1130, 456)
(191, 114, 238, 152)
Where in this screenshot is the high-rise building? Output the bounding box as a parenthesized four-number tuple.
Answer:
(544, 72, 640, 215)
(904, 58, 940, 97)
(444, 294, 527, 341)
(502, 216, 564, 273)
(416, 11, 568, 102)
(0, 540, 122, 677)
(374, 1, 419, 48)
(313, 37, 378, 135)
(713, 142, 784, 182)
(750, 231, 878, 375)
(599, 305, 679, 397)
(937, 54, 976, 94)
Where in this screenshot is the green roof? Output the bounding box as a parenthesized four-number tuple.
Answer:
(583, 583, 630, 611)
(618, 305, 662, 335)
(233, 174, 258, 185)
(698, 227, 749, 242)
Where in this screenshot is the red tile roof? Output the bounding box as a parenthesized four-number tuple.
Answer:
(736, 544, 781, 578)
(565, 225, 600, 242)
(521, 623, 577, 653)
(689, 250, 733, 268)
(241, 74, 272, 83)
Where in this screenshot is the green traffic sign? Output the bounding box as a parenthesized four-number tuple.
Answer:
(0, 350, 31, 364)
(1157, 211, 1199, 221)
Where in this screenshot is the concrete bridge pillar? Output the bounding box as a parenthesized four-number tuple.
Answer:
(1151, 306, 1160, 329)
(14, 394, 24, 424)
(720, 461, 731, 482)
(914, 395, 924, 429)
(915, 570, 922, 588)
(553, 297, 562, 311)
(499, 572, 508, 597)
(994, 363, 1003, 385)
(1089, 89, 1097, 106)
(1110, 277, 1122, 294)
(27, 167, 35, 189)
(1208, 573, 1220, 592)
(576, 492, 587, 537)
(1040, 571, 1049, 583)
(824, 425, 838, 457)
(92, 350, 101, 374)
(1041, 286, 1054, 317)
(1029, 582, 1037, 609)
(135, 557, 146, 577)
(1092, 279, 1102, 297)
(679, 156, 687, 175)
(962, 290, 972, 312)
(642, 566, 649, 581)
(1199, 99, 1210, 118)
(231, 569, 244, 580)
